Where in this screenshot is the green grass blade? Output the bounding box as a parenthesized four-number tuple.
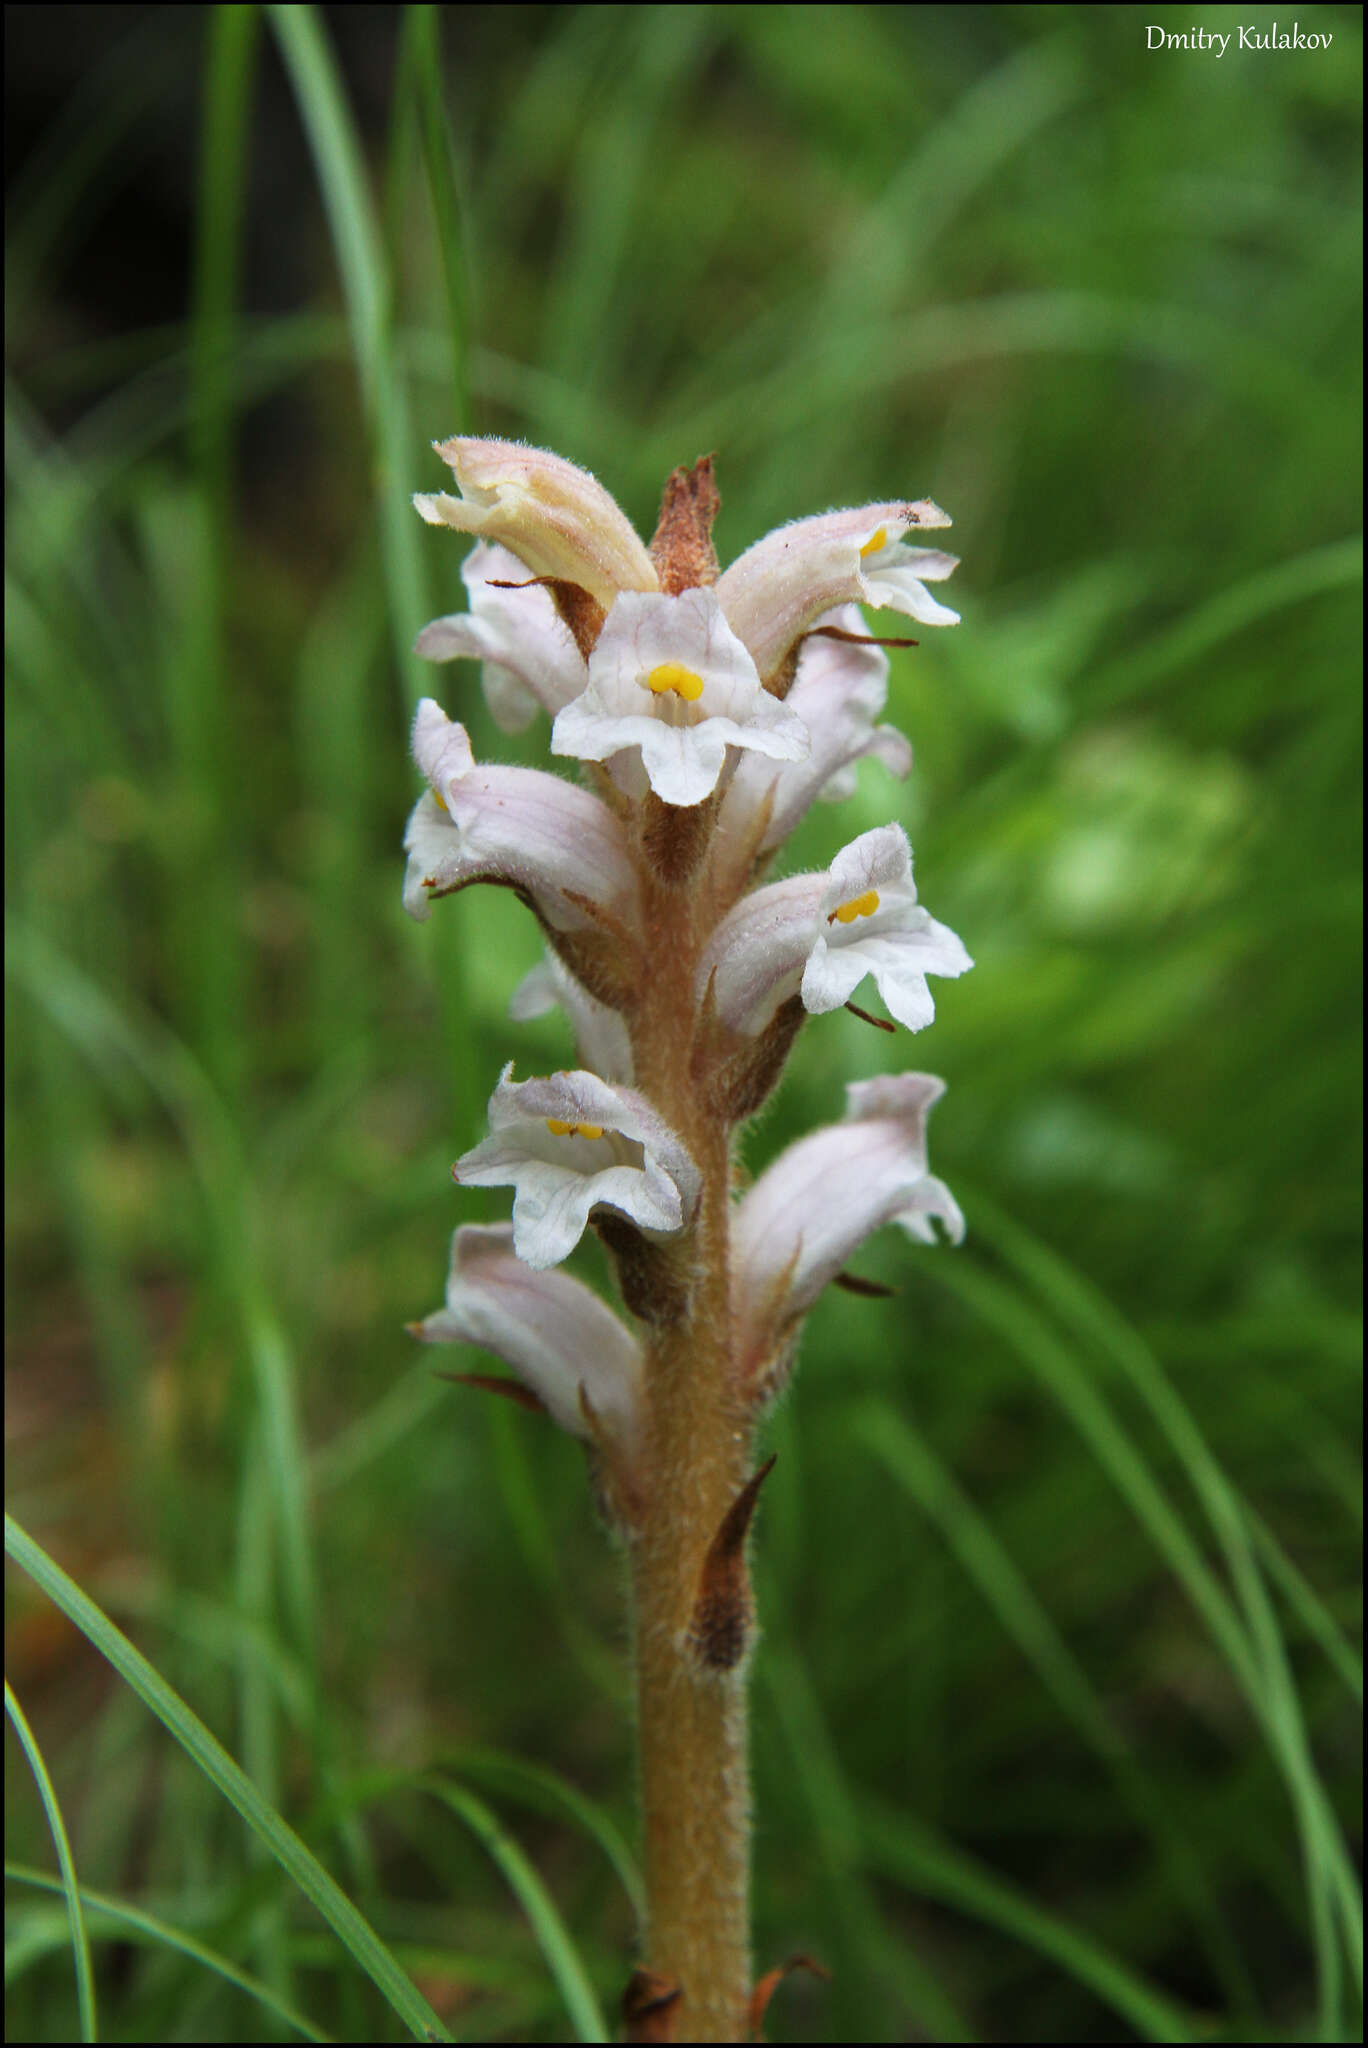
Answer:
(426, 1778, 609, 2045)
(858, 1799, 1196, 2043)
(5, 1864, 330, 2043)
(4, 1515, 452, 2044)
(440, 1747, 644, 1929)
(267, 1, 428, 709)
(928, 1251, 1362, 2028)
(850, 1397, 1256, 2012)
(401, 6, 474, 430)
(5, 1687, 98, 2042)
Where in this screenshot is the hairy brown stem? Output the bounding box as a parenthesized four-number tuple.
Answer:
(627, 868, 754, 2041)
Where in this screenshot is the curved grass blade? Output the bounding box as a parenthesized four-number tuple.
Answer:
(858, 1798, 1196, 2043)
(267, 1, 428, 710)
(926, 1250, 1362, 2031)
(850, 1398, 1256, 2013)
(4, 1515, 451, 2044)
(5, 1864, 329, 2043)
(4, 1689, 98, 2043)
(439, 1747, 644, 1929)
(426, 1778, 609, 2045)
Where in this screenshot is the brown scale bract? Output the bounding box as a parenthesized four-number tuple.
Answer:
(649, 454, 721, 595)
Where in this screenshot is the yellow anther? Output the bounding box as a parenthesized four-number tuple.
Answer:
(546, 1118, 605, 1139)
(859, 526, 888, 558)
(433, 789, 449, 814)
(645, 662, 705, 702)
(829, 888, 880, 925)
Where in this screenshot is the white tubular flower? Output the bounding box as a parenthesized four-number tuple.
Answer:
(404, 700, 639, 932)
(717, 606, 912, 864)
(700, 823, 972, 1035)
(551, 587, 810, 808)
(413, 437, 658, 611)
(413, 541, 587, 733)
(411, 1223, 643, 1446)
(731, 1074, 963, 1379)
(454, 1065, 701, 1269)
(716, 501, 959, 683)
(510, 952, 634, 1084)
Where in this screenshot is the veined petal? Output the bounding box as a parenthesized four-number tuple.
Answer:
(551, 587, 809, 808)
(455, 1064, 700, 1269)
(510, 952, 634, 1084)
(412, 1223, 643, 1444)
(414, 540, 588, 732)
(716, 500, 957, 682)
(700, 823, 972, 1034)
(413, 437, 658, 611)
(405, 700, 640, 931)
(717, 605, 912, 866)
(732, 1073, 963, 1377)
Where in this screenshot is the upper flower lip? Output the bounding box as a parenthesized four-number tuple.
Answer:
(454, 1065, 701, 1269)
(716, 500, 959, 684)
(413, 437, 659, 611)
(551, 587, 810, 808)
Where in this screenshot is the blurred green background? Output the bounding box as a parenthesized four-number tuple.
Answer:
(5, 5, 1361, 2042)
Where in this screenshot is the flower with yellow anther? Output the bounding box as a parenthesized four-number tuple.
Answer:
(716, 501, 960, 686)
(829, 888, 880, 925)
(452, 1063, 701, 1269)
(699, 823, 972, 1036)
(552, 587, 808, 807)
(644, 661, 705, 702)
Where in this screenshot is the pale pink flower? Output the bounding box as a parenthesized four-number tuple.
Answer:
(454, 1064, 700, 1269)
(411, 1222, 643, 1446)
(731, 1073, 963, 1381)
(552, 587, 809, 808)
(700, 823, 972, 1034)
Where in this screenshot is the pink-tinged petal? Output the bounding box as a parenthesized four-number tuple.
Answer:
(716, 501, 957, 681)
(405, 701, 639, 931)
(413, 1222, 643, 1444)
(699, 872, 827, 1035)
(699, 823, 972, 1034)
(731, 1073, 963, 1377)
(414, 541, 588, 732)
(413, 437, 658, 610)
(510, 953, 634, 1084)
(455, 1065, 699, 1268)
(552, 587, 809, 807)
(717, 606, 912, 866)
(800, 825, 973, 1030)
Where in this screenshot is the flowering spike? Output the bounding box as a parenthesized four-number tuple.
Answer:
(405, 440, 969, 2034)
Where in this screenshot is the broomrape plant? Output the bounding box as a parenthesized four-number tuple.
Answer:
(404, 438, 970, 2041)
